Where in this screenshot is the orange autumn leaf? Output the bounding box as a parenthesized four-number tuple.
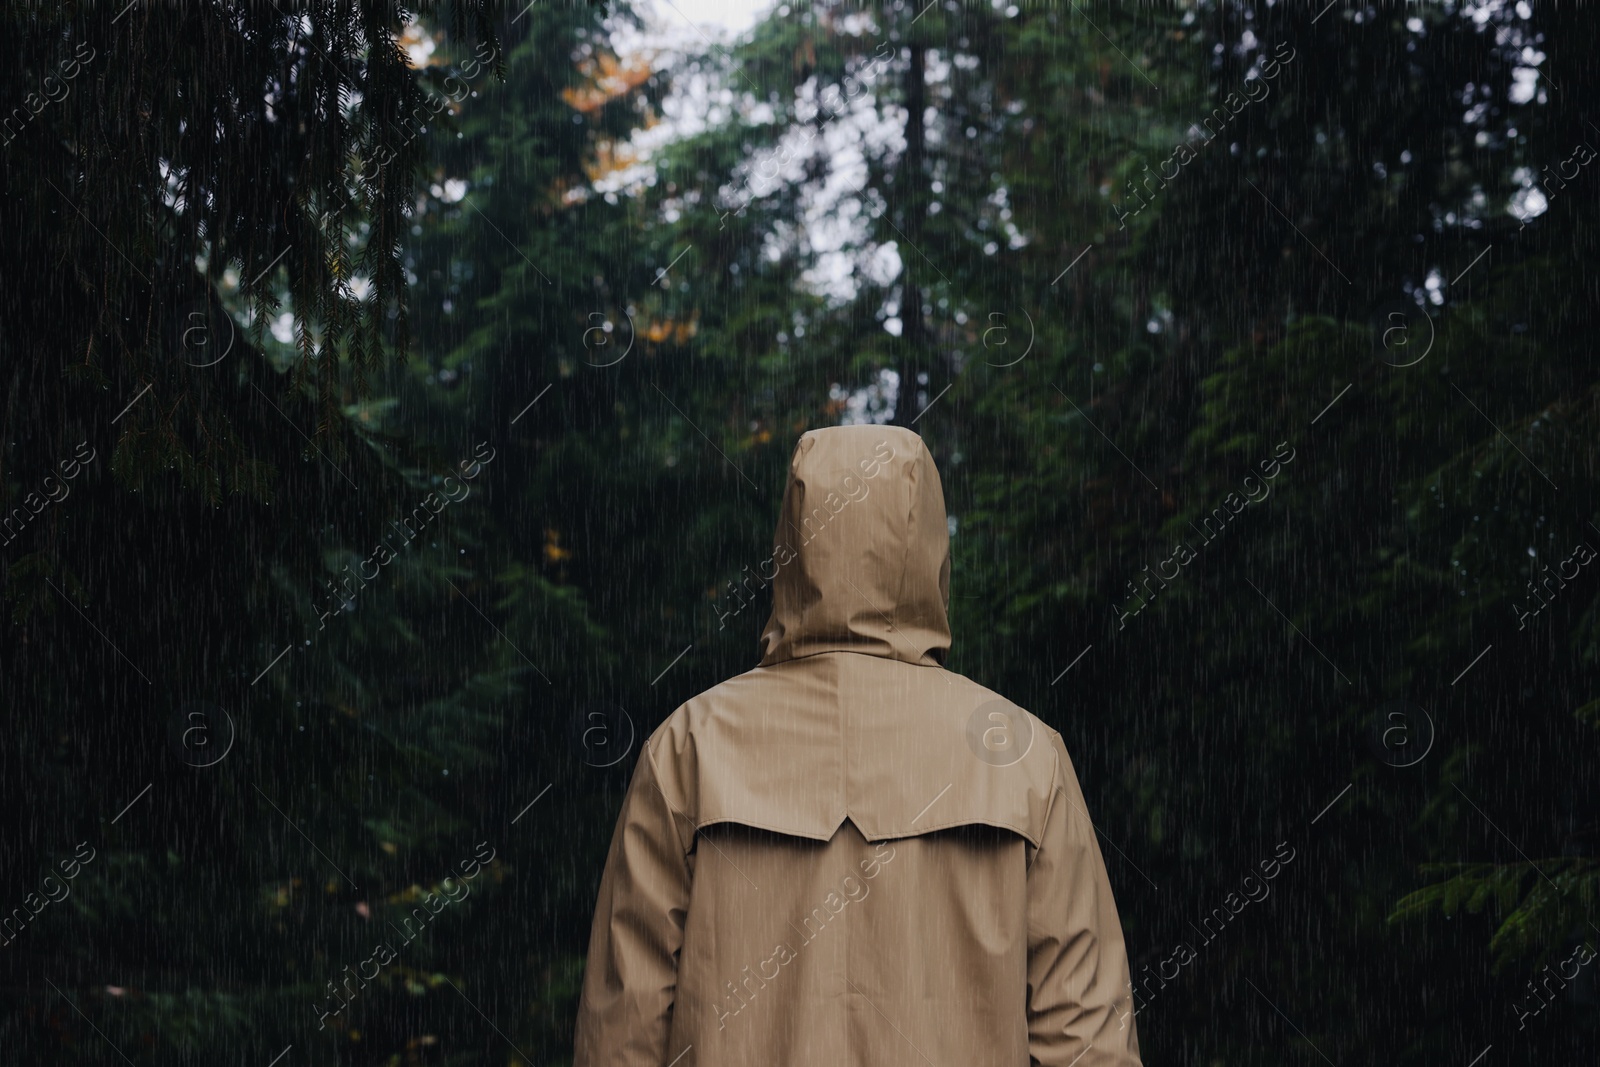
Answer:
(563, 51, 654, 113)
(642, 312, 699, 345)
(544, 528, 572, 563)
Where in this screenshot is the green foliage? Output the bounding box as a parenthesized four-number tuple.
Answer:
(1392, 859, 1600, 972)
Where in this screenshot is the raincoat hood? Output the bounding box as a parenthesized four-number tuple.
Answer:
(757, 425, 951, 668)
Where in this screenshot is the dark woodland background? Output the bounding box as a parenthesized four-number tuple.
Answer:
(1, 1, 1597, 1063)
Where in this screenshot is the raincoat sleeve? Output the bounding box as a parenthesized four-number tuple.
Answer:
(1025, 733, 1142, 1066)
(573, 740, 694, 1067)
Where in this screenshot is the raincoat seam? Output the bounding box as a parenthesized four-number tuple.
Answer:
(642, 737, 697, 858)
(758, 647, 947, 667)
(889, 440, 919, 659)
(692, 815, 842, 843)
(1028, 745, 1066, 873)
(839, 648, 850, 843)
(883, 816, 1044, 848)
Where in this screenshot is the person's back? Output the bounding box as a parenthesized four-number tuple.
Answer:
(573, 425, 1143, 1066)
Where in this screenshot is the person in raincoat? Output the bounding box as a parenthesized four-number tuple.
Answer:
(573, 424, 1143, 1066)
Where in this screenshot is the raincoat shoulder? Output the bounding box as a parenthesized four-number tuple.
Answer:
(643, 660, 1064, 851)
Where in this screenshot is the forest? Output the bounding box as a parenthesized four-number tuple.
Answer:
(1, 0, 1595, 1063)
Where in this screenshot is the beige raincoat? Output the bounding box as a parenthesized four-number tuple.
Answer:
(573, 425, 1142, 1066)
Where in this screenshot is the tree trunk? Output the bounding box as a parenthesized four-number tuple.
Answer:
(890, 39, 927, 427)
